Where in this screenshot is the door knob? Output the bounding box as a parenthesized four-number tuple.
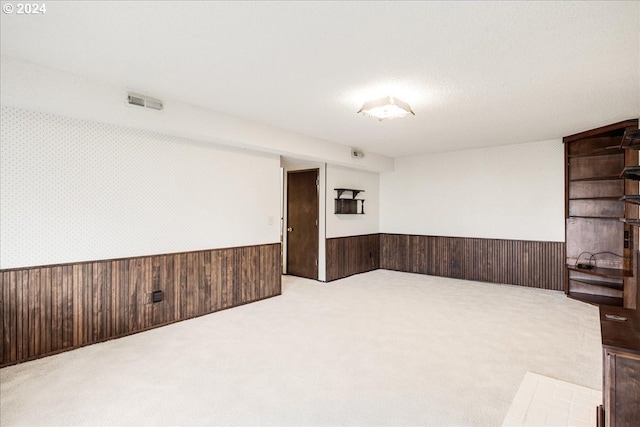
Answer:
(287, 227, 293, 232)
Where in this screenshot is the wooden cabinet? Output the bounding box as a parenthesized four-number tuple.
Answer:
(598, 306, 640, 427)
(564, 120, 639, 308)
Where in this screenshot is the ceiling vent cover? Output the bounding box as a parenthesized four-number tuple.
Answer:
(127, 93, 163, 110)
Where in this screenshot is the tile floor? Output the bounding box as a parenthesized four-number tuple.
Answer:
(503, 372, 601, 427)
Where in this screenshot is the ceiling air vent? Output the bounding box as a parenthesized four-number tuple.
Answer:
(127, 93, 163, 110)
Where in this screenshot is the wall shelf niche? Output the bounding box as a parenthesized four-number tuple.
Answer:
(334, 188, 365, 214)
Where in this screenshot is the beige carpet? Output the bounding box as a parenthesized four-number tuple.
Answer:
(0, 270, 601, 426)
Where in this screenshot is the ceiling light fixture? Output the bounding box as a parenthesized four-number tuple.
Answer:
(357, 96, 415, 121)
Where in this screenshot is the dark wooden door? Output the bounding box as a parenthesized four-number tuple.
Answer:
(287, 169, 318, 279)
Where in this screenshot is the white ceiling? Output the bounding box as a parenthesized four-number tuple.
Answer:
(1, 1, 638, 158)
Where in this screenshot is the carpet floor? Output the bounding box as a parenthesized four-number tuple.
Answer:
(0, 270, 602, 426)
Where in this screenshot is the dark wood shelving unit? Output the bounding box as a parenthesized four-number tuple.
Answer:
(334, 188, 365, 215)
(572, 196, 622, 201)
(620, 128, 640, 151)
(568, 273, 624, 304)
(619, 195, 640, 205)
(620, 218, 640, 226)
(570, 216, 622, 220)
(567, 266, 633, 279)
(564, 119, 639, 309)
(569, 277, 624, 291)
(567, 148, 624, 159)
(568, 292, 623, 307)
(620, 166, 640, 180)
(570, 176, 622, 182)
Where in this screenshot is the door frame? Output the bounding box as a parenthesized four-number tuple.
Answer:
(281, 159, 327, 281)
(286, 168, 319, 280)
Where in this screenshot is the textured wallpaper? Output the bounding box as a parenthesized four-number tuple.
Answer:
(0, 106, 280, 269)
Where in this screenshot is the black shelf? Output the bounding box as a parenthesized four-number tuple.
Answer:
(620, 195, 640, 205)
(620, 218, 640, 227)
(571, 217, 622, 221)
(334, 188, 365, 214)
(568, 216, 623, 221)
(568, 292, 623, 307)
(620, 166, 640, 180)
(570, 196, 623, 201)
(334, 188, 364, 199)
(621, 129, 640, 150)
(570, 175, 621, 182)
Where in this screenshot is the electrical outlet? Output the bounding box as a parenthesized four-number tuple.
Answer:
(152, 290, 164, 303)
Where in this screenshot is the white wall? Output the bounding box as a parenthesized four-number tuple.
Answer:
(0, 106, 281, 269)
(326, 164, 380, 238)
(380, 139, 564, 242)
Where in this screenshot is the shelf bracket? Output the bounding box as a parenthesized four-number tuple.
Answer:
(335, 188, 363, 199)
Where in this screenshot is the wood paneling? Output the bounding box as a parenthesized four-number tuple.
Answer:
(326, 233, 564, 288)
(326, 234, 380, 282)
(380, 234, 565, 290)
(0, 243, 281, 367)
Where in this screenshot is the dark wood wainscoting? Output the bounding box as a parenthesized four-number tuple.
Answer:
(0, 243, 281, 367)
(380, 234, 565, 290)
(326, 234, 380, 282)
